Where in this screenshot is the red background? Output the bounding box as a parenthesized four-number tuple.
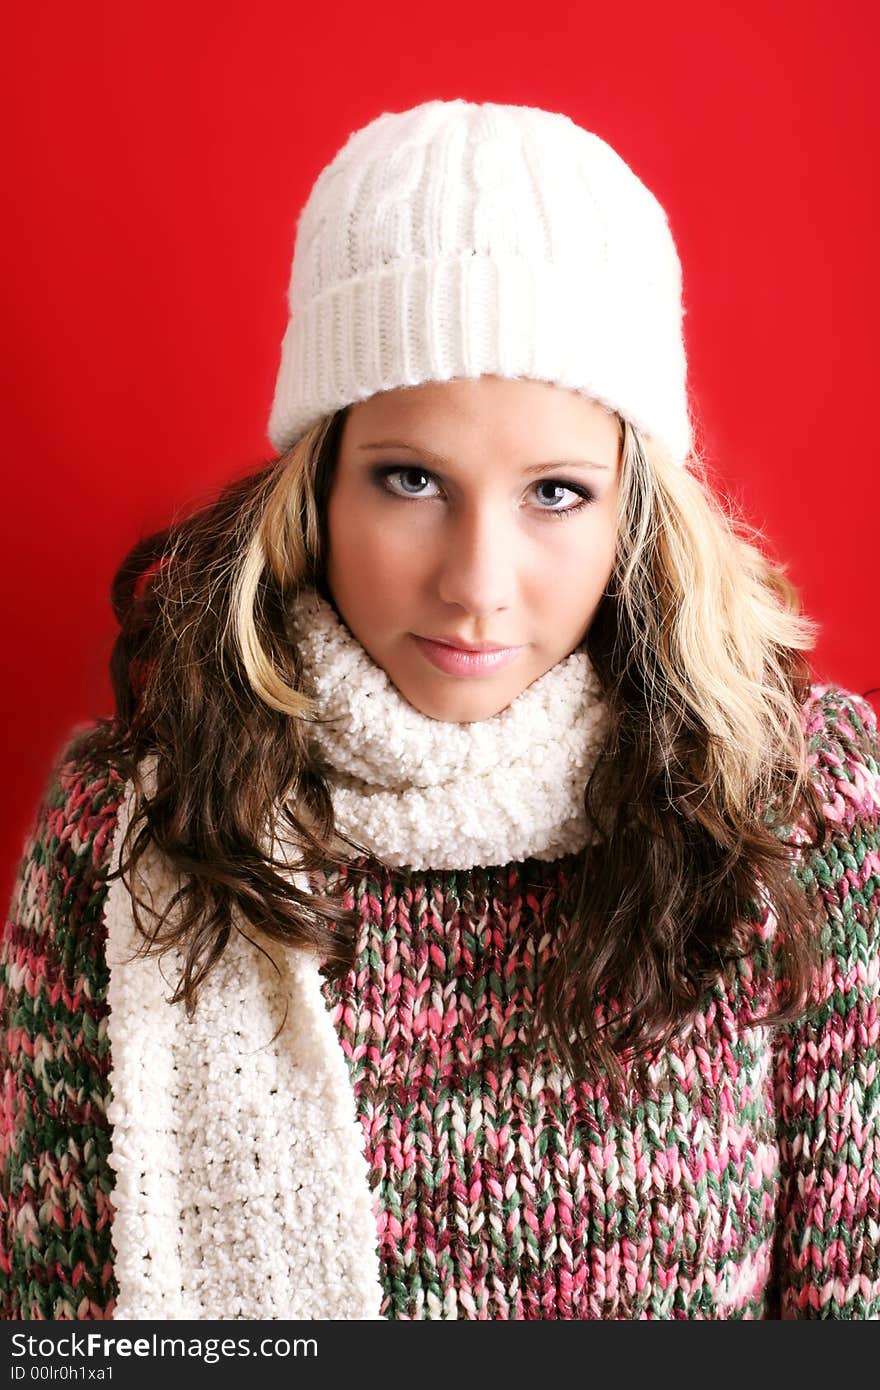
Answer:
(2, 1, 878, 903)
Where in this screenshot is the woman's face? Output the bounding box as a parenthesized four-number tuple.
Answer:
(323, 375, 622, 723)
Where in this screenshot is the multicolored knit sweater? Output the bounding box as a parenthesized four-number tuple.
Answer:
(2, 676, 879, 1319)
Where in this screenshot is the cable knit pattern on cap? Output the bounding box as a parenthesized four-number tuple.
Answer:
(286, 585, 611, 871)
(267, 98, 693, 466)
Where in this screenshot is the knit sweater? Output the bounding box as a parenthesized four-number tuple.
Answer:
(1, 681, 879, 1318)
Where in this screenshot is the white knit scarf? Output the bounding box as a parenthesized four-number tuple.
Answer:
(103, 589, 610, 1319)
(286, 585, 610, 871)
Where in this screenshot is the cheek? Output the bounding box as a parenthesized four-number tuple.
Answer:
(546, 509, 616, 564)
(536, 514, 616, 595)
(327, 493, 422, 594)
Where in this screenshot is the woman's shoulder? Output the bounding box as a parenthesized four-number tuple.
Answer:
(1, 725, 123, 1319)
(3, 725, 127, 985)
(770, 682, 880, 1318)
(801, 680, 880, 829)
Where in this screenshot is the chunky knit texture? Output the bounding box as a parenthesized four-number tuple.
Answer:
(286, 584, 611, 870)
(1, 683, 879, 1318)
(267, 98, 693, 466)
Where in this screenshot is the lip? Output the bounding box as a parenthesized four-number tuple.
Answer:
(412, 634, 523, 677)
(422, 634, 512, 653)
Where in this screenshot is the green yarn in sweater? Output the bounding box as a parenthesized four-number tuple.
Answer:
(2, 683, 879, 1319)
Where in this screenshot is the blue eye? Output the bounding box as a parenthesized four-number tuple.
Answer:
(379, 466, 439, 498)
(371, 466, 594, 517)
(532, 479, 595, 516)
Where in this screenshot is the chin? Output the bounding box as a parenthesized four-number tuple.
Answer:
(401, 683, 517, 724)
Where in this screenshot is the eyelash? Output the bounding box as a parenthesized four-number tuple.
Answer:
(371, 465, 596, 519)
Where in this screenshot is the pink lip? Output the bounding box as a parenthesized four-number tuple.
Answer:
(423, 635, 512, 653)
(412, 635, 523, 677)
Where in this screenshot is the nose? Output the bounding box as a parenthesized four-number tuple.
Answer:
(433, 502, 516, 617)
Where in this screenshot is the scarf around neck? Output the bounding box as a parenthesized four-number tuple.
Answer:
(286, 585, 611, 872)
(103, 587, 611, 1318)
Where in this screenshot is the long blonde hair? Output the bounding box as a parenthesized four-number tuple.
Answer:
(71, 404, 829, 1098)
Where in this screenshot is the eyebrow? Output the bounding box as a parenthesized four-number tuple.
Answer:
(356, 440, 611, 474)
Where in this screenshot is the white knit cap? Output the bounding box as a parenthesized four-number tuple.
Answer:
(267, 98, 693, 466)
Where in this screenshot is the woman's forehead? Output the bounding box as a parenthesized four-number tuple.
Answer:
(341, 377, 622, 455)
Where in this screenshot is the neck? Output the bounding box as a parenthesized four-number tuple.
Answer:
(285, 586, 611, 872)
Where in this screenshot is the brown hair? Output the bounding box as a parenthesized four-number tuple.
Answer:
(69, 406, 830, 1101)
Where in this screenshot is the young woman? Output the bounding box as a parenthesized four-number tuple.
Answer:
(2, 98, 878, 1321)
